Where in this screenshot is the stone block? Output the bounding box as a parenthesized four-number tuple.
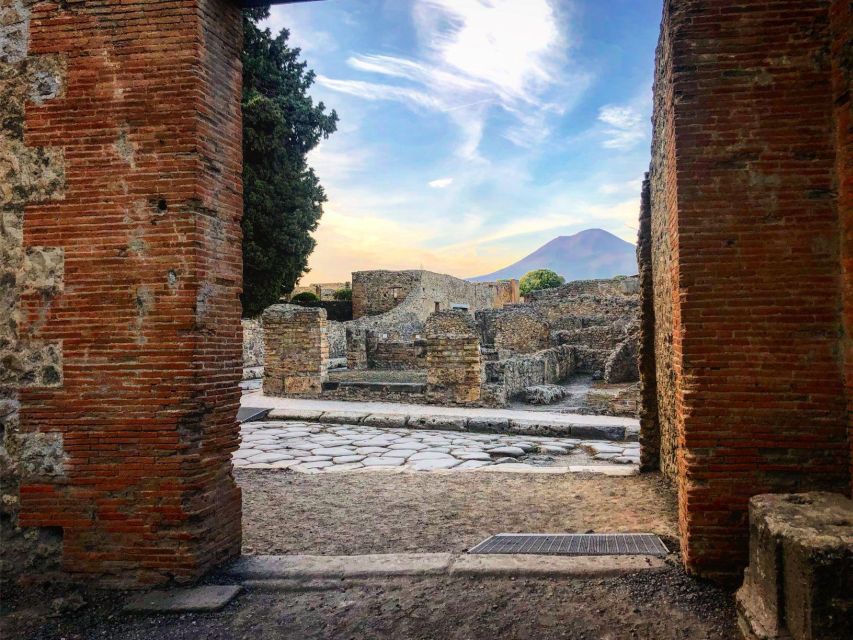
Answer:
(736, 493, 853, 640)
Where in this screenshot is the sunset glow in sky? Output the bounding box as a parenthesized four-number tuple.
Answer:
(262, 0, 662, 283)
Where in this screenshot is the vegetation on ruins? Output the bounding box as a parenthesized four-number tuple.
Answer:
(291, 291, 319, 303)
(519, 269, 565, 296)
(240, 7, 339, 317)
(333, 287, 353, 301)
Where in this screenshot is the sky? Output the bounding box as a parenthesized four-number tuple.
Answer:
(262, 0, 663, 283)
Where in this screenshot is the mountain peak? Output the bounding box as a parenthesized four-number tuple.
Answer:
(470, 228, 637, 282)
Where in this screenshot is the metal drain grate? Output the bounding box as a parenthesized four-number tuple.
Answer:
(468, 533, 668, 556)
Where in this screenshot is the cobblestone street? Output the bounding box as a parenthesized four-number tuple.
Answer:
(235, 421, 641, 472)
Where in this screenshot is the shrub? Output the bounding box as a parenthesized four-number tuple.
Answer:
(519, 269, 565, 296)
(333, 287, 352, 301)
(291, 291, 319, 303)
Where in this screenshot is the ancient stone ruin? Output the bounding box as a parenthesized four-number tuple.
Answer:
(1, 4, 851, 635)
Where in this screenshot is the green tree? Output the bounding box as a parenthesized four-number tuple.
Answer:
(333, 287, 352, 301)
(290, 291, 319, 303)
(241, 7, 338, 317)
(519, 269, 565, 296)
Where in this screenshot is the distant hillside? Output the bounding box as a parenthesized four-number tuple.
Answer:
(470, 229, 637, 282)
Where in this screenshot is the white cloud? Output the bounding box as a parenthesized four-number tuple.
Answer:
(597, 104, 647, 150)
(428, 177, 454, 189)
(318, 0, 584, 160)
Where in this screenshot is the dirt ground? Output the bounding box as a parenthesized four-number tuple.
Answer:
(4, 470, 740, 639)
(238, 469, 680, 555)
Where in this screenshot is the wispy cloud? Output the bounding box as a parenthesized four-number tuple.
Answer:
(597, 104, 647, 150)
(428, 177, 454, 189)
(317, 0, 584, 160)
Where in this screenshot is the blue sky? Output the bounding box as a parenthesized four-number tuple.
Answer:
(262, 0, 663, 282)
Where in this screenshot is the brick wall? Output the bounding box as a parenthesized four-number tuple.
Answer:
(262, 304, 328, 396)
(4, 0, 243, 586)
(425, 312, 481, 404)
(830, 0, 853, 491)
(647, 0, 851, 581)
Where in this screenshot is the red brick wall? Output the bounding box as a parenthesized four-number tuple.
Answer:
(650, 0, 851, 581)
(16, 0, 243, 586)
(830, 0, 853, 492)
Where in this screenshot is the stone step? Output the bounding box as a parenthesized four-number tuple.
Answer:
(224, 553, 665, 583)
(322, 381, 426, 394)
(264, 407, 637, 442)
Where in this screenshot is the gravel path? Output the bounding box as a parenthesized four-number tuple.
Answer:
(236, 420, 640, 472)
(237, 469, 678, 555)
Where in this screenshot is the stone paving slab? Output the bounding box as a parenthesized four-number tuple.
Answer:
(225, 554, 664, 582)
(227, 554, 454, 580)
(124, 586, 242, 613)
(236, 421, 641, 473)
(243, 392, 639, 441)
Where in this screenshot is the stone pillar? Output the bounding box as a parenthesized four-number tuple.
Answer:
(262, 305, 328, 396)
(2, 0, 243, 587)
(425, 311, 481, 404)
(736, 493, 853, 640)
(648, 0, 851, 581)
(345, 326, 368, 370)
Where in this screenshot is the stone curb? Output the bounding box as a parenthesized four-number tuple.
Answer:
(124, 585, 242, 613)
(237, 464, 638, 477)
(266, 409, 637, 442)
(225, 553, 665, 582)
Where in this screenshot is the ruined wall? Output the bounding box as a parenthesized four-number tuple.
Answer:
(425, 312, 481, 404)
(242, 318, 264, 369)
(352, 269, 518, 321)
(525, 277, 639, 332)
(648, 0, 851, 581)
(352, 270, 420, 318)
(481, 345, 576, 406)
(475, 305, 550, 359)
(367, 334, 425, 370)
(637, 175, 660, 471)
(2, 0, 243, 587)
(262, 304, 328, 396)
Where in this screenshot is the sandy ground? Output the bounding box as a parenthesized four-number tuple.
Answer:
(238, 469, 679, 555)
(5, 471, 741, 639)
(6, 568, 736, 640)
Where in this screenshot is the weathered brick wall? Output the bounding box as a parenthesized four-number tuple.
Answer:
(830, 0, 853, 491)
(636, 175, 660, 471)
(262, 304, 328, 396)
(647, 0, 851, 581)
(425, 312, 481, 404)
(3, 0, 243, 586)
(366, 334, 425, 370)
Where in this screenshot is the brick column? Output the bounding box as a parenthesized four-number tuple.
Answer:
(262, 305, 329, 396)
(425, 311, 481, 404)
(3, 0, 243, 586)
(648, 0, 851, 581)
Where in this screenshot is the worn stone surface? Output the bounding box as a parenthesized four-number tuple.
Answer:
(524, 384, 569, 405)
(124, 585, 242, 613)
(736, 493, 853, 640)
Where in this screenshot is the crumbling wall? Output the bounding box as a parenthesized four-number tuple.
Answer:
(425, 312, 481, 404)
(352, 270, 420, 318)
(647, 0, 851, 581)
(262, 305, 328, 396)
(242, 318, 264, 368)
(482, 345, 576, 406)
(3, 0, 244, 587)
(475, 305, 550, 359)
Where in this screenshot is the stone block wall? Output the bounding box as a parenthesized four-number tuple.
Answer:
(475, 305, 550, 359)
(262, 304, 328, 396)
(242, 318, 264, 369)
(643, 0, 852, 581)
(2, 0, 244, 587)
(425, 312, 481, 404)
(352, 270, 419, 318)
(482, 345, 576, 406)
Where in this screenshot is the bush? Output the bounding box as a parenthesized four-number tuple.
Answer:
(333, 287, 352, 301)
(519, 269, 565, 296)
(291, 291, 319, 303)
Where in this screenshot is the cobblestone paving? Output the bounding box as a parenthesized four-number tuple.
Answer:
(235, 421, 641, 472)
